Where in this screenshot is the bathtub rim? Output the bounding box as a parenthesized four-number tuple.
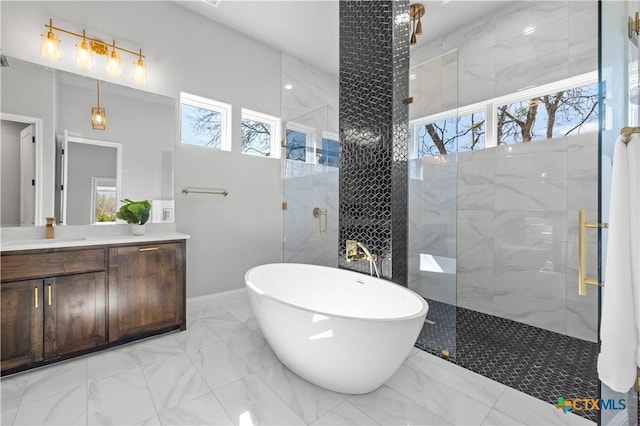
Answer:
(245, 262, 429, 323)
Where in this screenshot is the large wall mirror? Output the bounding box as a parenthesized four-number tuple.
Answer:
(1, 57, 175, 227)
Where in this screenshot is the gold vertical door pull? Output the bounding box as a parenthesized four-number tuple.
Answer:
(312, 208, 327, 234)
(578, 210, 607, 296)
(48, 284, 52, 306)
(34, 287, 39, 308)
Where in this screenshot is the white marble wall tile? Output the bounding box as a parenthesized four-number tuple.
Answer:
(496, 48, 569, 95)
(20, 357, 86, 405)
(494, 149, 568, 183)
(567, 177, 598, 211)
(385, 364, 492, 425)
(257, 363, 347, 424)
(349, 385, 451, 425)
(457, 284, 494, 315)
(458, 149, 495, 185)
(226, 330, 279, 373)
(13, 385, 85, 426)
(566, 305, 598, 342)
(408, 276, 441, 302)
(214, 374, 306, 426)
(458, 47, 497, 106)
(458, 184, 494, 210)
(493, 293, 566, 334)
(439, 274, 458, 305)
(157, 392, 233, 426)
(495, 138, 567, 156)
(567, 134, 598, 179)
(141, 352, 209, 412)
(87, 367, 156, 426)
(494, 210, 568, 244)
(481, 409, 524, 426)
(494, 239, 567, 273)
(493, 387, 594, 425)
(311, 400, 379, 426)
(442, 13, 496, 54)
(495, 1, 569, 42)
(569, 2, 598, 47)
(405, 351, 507, 408)
(410, 36, 444, 69)
(187, 341, 251, 390)
(494, 180, 567, 211)
(1, 372, 29, 411)
(569, 38, 598, 76)
(494, 270, 567, 303)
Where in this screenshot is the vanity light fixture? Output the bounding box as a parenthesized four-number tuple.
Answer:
(91, 80, 106, 130)
(409, 3, 425, 47)
(40, 19, 147, 84)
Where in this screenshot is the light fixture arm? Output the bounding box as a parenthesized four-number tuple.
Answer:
(44, 19, 144, 59)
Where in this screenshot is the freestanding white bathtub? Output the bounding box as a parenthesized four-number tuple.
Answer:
(245, 263, 428, 394)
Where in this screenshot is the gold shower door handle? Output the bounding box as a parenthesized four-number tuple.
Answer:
(578, 210, 607, 296)
(312, 208, 328, 234)
(34, 287, 39, 308)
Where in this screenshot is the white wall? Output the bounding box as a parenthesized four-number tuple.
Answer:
(1, 120, 27, 226)
(1, 1, 337, 298)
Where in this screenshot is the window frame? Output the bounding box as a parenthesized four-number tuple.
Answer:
(284, 122, 316, 163)
(409, 71, 598, 158)
(180, 92, 232, 151)
(240, 108, 281, 159)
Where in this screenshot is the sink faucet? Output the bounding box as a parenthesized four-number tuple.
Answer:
(345, 240, 380, 278)
(45, 217, 55, 239)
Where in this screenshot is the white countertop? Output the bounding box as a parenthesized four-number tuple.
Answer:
(1, 232, 191, 252)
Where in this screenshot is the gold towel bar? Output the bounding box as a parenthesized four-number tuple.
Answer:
(619, 126, 640, 143)
(182, 188, 229, 197)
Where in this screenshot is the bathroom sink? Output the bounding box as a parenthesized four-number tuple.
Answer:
(2, 237, 88, 247)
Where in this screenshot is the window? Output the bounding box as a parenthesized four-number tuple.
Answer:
(415, 111, 485, 157)
(180, 92, 231, 150)
(409, 72, 599, 158)
(285, 124, 311, 162)
(497, 82, 599, 145)
(317, 133, 339, 167)
(92, 177, 116, 224)
(241, 109, 281, 158)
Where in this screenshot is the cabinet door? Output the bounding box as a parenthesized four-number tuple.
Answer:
(108, 243, 185, 341)
(1, 280, 43, 370)
(43, 272, 107, 359)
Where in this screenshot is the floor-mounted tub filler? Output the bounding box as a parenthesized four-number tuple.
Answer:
(245, 263, 429, 394)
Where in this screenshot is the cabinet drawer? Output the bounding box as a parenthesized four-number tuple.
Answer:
(1, 248, 105, 282)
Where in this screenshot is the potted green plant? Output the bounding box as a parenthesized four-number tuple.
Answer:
(116, 199, 151, 235)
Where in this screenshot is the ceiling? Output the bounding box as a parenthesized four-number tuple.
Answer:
(176, 0, 506, 77)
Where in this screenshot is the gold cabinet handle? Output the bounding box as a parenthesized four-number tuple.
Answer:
(138, 247, 159, 252)
(34, 287, 39, 308)
(578, 210, 607, 295)
(48, 284, 52, 306)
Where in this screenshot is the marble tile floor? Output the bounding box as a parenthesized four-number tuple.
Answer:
(1, 290, 593, 426)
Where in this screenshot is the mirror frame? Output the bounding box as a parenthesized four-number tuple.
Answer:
(61, 131, 122, 226)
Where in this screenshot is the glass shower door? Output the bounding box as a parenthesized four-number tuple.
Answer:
(600, 1, 639, 424)
(407, 50, 459, 360)
(282, 105, 339, 267)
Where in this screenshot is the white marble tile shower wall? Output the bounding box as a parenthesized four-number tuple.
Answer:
(283, 161, 339, 267)
(455, 133, 598, 340)
(409, 1, 597, 113)
(408, 156, 457, 305)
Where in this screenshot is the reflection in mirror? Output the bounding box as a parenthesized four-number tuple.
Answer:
(0, 115, 40, 226)
(60, 134, 122, 226)
(1, 56, 175, 227)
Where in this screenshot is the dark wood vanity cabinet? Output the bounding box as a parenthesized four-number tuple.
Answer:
(108, 242, 185, 341)
(1, 239, 186, 375)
